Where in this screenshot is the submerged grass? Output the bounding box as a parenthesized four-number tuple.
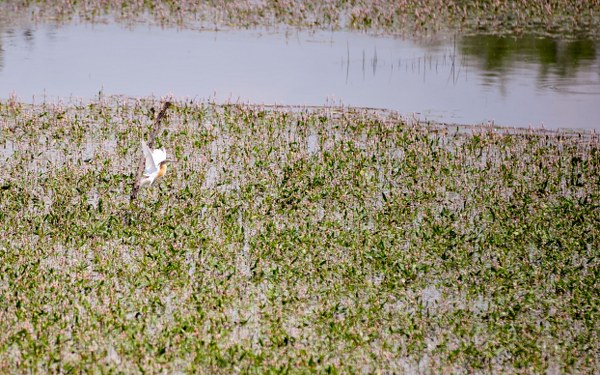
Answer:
(0, 96, 598, 372)
(2, 0, 600, 39)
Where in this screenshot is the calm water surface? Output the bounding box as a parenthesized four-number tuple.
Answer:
(1, 23, 599, 129)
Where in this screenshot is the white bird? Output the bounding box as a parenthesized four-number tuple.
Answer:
(140, 140, 172, 187)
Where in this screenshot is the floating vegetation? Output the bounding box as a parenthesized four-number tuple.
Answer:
(2, 0, 600, 38)
(0, 96, 598, 372)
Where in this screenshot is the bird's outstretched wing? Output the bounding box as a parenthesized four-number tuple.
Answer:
(142, 140, 157, 174)
(152, 148, 167, 165)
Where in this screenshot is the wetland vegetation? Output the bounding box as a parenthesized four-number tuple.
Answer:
(2, 0, 600, 38)
(0, 97, 598, 372)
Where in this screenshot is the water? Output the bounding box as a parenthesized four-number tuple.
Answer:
(1, 23, 599, 129)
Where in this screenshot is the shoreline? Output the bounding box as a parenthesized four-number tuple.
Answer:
(3, 95, 599, 135)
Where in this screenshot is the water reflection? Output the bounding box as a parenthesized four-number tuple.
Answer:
(0, 25, 4, 69)
(459, 35, 599, 95)
(460, 35, 597, 77)
(0, 23, 598, 129)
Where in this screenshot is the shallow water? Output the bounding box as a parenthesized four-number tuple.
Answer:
(0, 23, 599, 129)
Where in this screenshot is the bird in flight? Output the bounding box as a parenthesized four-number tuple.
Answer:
(140, 140, 173, 187)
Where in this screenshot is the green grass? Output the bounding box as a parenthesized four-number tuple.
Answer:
(0, 97, 598, 373)
(3, 0, 600, 39)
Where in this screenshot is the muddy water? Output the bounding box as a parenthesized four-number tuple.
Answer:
(0, 23, 598, 129)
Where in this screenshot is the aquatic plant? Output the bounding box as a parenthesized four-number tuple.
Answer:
(0, 97, 597, 372)
(2, 0, 599, 38)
